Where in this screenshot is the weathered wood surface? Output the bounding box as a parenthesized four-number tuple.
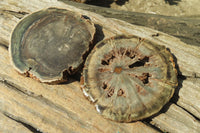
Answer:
(0, 48, 157, 133)
(0, 113, 31, 133)
(60, 0, 200, 47)
(0, 0, 200, 132)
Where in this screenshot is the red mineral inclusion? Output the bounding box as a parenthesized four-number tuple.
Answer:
(114, 67, 122, 74)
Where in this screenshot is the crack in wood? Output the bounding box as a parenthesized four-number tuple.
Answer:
(0, 43, 8, 49)
(177, 74, 187, 80)
(177, 74, 200, 79)
(0, 9, 28, 19)
(0, 79, 90, 129)
(175, 104, 200, 122)
(142, 120, 164, 133)
(0, 79, 34, 96)
(2, 112, 42, 133)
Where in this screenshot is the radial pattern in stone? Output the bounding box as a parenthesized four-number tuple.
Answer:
(82, 36, 177, 122)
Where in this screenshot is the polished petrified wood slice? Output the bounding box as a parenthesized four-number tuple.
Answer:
(81, 35, 178, 122)
(9, 7, 95, 83)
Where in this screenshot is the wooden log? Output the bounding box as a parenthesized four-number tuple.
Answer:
(1, 0, 200, 78)
(59, 0, 200, 47)
(0, 0, 200, 132)
(0, 47, 157, 133)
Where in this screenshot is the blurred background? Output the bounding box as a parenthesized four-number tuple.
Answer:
(71, 0, 200, 16)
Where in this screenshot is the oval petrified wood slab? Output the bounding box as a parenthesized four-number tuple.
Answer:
(81, 36, 178, 122)
(9, 7, 95, 83)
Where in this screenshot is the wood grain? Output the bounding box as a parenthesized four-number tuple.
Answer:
(0, 0, 200, 132)
(151, 104, 200, 133)
(0, 113, 31, 133)
(0, 47, 157, 133)
(59, 0, 200, 47)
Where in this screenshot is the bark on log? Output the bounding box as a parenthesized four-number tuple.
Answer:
(0, 0, 200, 133)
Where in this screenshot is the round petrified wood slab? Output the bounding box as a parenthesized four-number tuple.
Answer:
(81, 35, 178, 122)
(10, 7, 95, 83)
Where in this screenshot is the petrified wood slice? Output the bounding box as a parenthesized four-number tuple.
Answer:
(9, 7, 95, 83)
(81, 35, 178, 122)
